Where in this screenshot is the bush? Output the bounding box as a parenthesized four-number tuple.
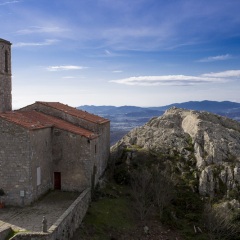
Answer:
(130, 169, 154, 220)
(203, 203, 240, 240)
(130, 167, 175, 221)
(113, 164, 131, 185)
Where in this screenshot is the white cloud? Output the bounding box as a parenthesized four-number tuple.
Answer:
(112, 70, 123, 73)
(198, 54, 232, 62)
(62, 76, 86, 79)
(47, 65, 87, 71)
(62, 76, 76, 79)
(14, 39, 59, 47)
(109, 70, 240, 87)
(16, 26, 68, 35)
(202, 70, 240, 78)
(109, 75, 227, 86)
(0, 0, 20, 6)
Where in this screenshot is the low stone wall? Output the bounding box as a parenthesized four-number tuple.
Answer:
(0, 226, 12, 240)
(10, 188, 91, 240)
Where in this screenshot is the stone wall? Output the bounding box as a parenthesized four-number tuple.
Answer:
(29, 128, 53, 203)
(52, 128, 93, 191)
(0, 118, 53, 206)
(101, 122, 110, 173)
(0, 119, 31, 206)
(0, 74, 12, 112)
(0, 39, 12, 112)
(52, 129, 94, 192)
(10, 188, 91, 240)
(0, 226, 12, 240)
(94, 122, 110, 181)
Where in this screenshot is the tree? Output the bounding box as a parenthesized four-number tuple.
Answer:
(130, 169, 154, 221)
(203, 203, 240, 240)
(130, 167, 175, 221)
(151, 169, 174, 219)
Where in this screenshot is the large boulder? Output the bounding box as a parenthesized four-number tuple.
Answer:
(111, 107, 240, 198)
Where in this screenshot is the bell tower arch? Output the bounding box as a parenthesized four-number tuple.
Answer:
(0, 38, 12, 112)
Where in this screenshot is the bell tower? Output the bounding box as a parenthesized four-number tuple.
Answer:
(0, 38, 12, 112)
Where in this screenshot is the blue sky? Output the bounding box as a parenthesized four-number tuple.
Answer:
(1, 0, 240, 108)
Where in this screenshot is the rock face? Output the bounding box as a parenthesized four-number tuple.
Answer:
(111, 107, 240, 198)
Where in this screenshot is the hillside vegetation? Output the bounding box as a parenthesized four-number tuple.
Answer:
(74, 107, 240, 239)
(110, 108, 240, 239)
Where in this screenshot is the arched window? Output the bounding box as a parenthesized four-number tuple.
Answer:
(5, 50, 8, 73)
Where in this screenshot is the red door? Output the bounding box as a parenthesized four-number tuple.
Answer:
(54, 172, 61, 190)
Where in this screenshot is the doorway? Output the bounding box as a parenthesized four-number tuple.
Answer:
(54, 172, 61, 190)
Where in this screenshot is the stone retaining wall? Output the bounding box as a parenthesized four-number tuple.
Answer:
(0, 226, 12, 240)
(9, 188, 91, 240)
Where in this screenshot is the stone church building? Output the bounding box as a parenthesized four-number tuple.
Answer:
(0, 38, 110, 206)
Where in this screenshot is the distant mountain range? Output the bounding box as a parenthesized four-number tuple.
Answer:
(78, 100, 240, 145)
(78, 100, 240, 118)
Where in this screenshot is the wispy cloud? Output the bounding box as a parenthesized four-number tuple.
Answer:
(16, 26, 68, 35)
(109, 70, 240, 87)
(62, 76, 86, 79)
(73, 1, 240, 52)
(103, 49, 124, 57)
(202, 70, 240, 78)
(62, 76, 76, 79)
(164, 40, 201, 50)
(198, 54, 232, 62)
(99, 26, 172, 51)
(0, 0, 20, 6)
(112, 70, 123, 73)
(105, 50, 112, 56)
(14, 39, 59, 47)
(47, 65, 87, 71)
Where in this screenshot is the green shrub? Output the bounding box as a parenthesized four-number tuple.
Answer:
(113, 164, 131, 185)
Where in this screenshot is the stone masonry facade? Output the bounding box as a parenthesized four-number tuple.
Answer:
(0, 38, 12, 112)
(0, 38, 110, 206)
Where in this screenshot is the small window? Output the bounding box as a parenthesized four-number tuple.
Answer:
(5, 50, 8, 73)
(37, 167, 41, 186)
(95, 144, 97, 154)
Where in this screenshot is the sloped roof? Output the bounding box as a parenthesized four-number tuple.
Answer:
(36, 102, 109, 124)
(0, 38, 11, 45)
(0, 111, 97, 139)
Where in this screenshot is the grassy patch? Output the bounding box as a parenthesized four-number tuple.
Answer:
(6, 230, 29, 240)
(6, 229, 15, 240)
(79, 184, 135, 240)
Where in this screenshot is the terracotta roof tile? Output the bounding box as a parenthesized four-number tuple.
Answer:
(36, 102, 109, 124)
(0, 111, 97, 139)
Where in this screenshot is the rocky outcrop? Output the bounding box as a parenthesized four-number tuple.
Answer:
(111, 107, 240, 198)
